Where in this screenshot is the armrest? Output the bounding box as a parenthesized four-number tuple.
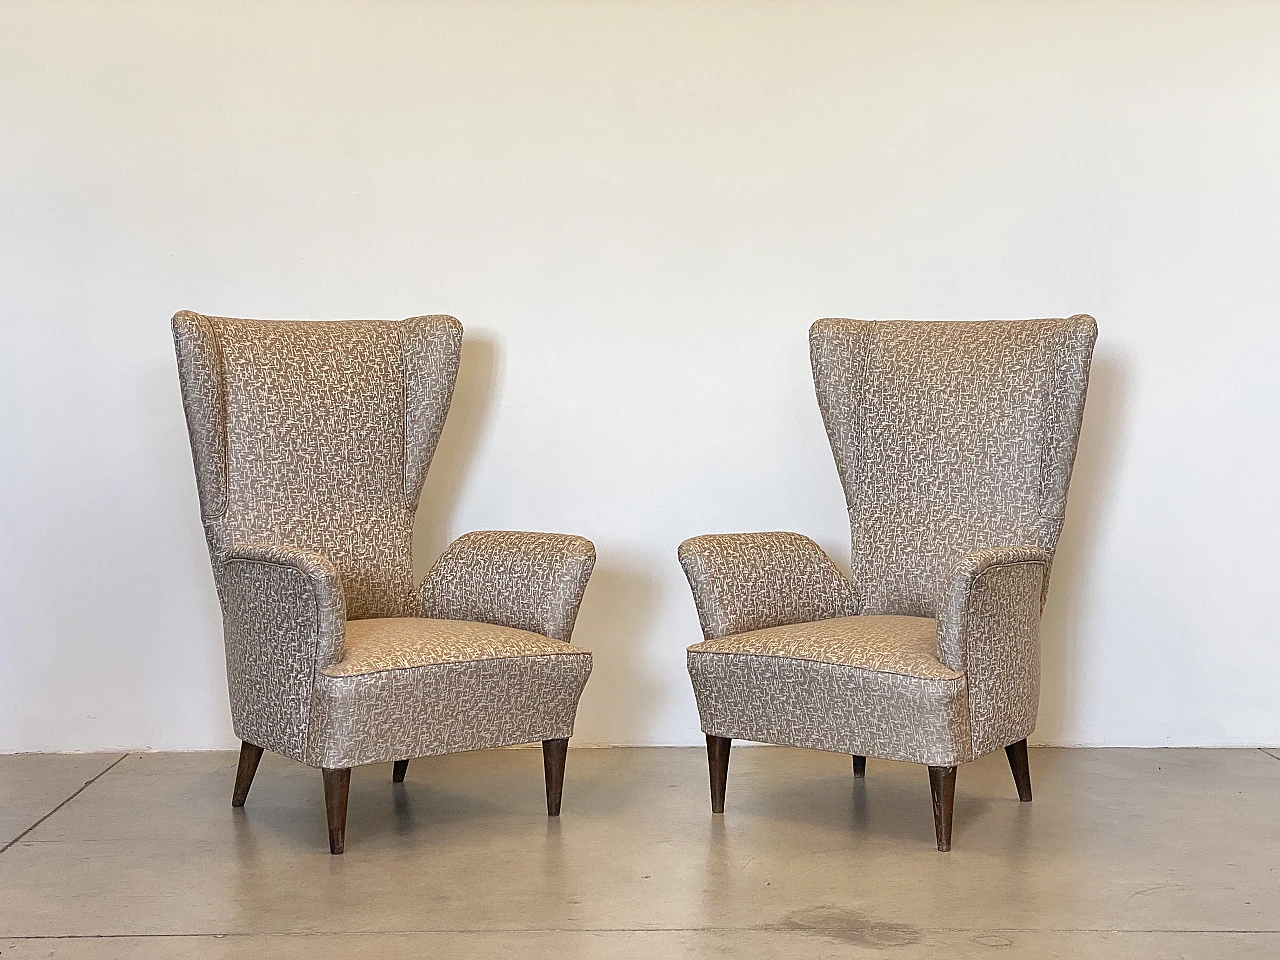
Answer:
(678, 532, 859, 641)
(936, 545, 1050, 756)
(218, 543, 347, 760)
(936, 545, 1051, 671)
(416, 531, 596, 642)
(222, 543, 347, 670)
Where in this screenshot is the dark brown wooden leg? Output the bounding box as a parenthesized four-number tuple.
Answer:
(707, 735, 731, 813)
(928, 765, 957, 852)
(1006, 738, 1032, 801)
(852, 755, 867, 779)
(231, 741, 264, 807)
(321, 768, 351, 855)
(542, 739, 568, 816)
(392, 759, 409, 784)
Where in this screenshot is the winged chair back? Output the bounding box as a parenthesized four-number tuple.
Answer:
(809, 316, 1097, 618)
(171, 312, 463, 619)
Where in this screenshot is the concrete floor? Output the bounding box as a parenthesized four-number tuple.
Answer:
(1, 747, 1278, 958)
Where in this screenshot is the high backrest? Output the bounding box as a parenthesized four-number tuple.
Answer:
(172, 312, 463, 619)
(810, 317, 1096, 618)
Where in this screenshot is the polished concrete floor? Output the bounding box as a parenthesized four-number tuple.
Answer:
(1, 746, 1278, 958)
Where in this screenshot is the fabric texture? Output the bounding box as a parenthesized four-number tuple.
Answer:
(691, 615, 958, 681)
(687, 648, 970, 767)
(688, 615, 968, 764)
(310, 654, 591, 769)
(809, 316, 1095, 618)
(218, 551, 338, 759)
(323, 617, 590, 677)
(679, 533, 859, 641)
(172, 312, 595, 769)
(310, 617, 592, 768)
(685, 316, 1096, 764)
(417, 531, 596, 642)
(937, 547, 1049, 757)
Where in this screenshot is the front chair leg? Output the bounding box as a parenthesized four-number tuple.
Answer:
(852, 755, 867, 779)
(707, 735, 731, 813)
(1005, 738, 1033, 802)
(392, 759, 409, 784)
(321, 768, 351, 855)
(542, 739, 568, 816)
(231, 741, 264, 807)
(928, 765, 957, 852)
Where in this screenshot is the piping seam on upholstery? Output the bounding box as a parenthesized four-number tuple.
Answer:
(320, 650, 591, 680)
(207, 313, 230, 521)
(688, 649, 963, 684)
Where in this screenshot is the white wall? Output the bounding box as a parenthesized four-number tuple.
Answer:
(2, 1, 1278, 752)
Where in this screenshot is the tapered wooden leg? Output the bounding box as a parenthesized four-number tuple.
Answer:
(1006, 738, 1033, 802)
(707, 735, 731, 813)
(928, 765, 957, 852)
(321, 768, 351, 855)
(392, 759, 409, 784)
(231, 741, 264, 807)
(852, 755, 867, 779)
(542, 739, 568, 816)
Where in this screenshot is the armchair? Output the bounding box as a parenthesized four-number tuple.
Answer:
(173, 312, 595, 853)
(681, 316, 1096, 850)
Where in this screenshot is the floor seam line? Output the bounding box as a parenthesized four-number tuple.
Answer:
(6, 928, 1280, 939)
(0, 753, 130, 855)
(1260, 747, 1280, 762)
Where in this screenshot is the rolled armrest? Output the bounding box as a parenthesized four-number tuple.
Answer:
(678, 532, 859, 641)
(936, 545, 1051, 757)
(217, 543, 347, 759)
(936, 545, 1051, 671)
(223, 543, 347, 669)
(416, 530, 596, 642)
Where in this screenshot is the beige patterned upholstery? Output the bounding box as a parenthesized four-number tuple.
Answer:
(172, 312, 595, 772)
(683, 317, 1096, 767)
(678, 532, 859, 640)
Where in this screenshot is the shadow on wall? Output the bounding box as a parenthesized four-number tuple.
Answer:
(569, 557, 667, 746)
(411, 333, 501, 575)
(1037, 349, 1130, 743)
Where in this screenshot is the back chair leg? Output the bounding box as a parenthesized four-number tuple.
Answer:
(852, 755, 867, 779)
(1005, 738, 1033, 802)
(542, 739, 568, 816)
(231, 741, 264, 807)
(928, 765, 957, 852)
(707, 735, 731, 813)
(321, 768, 351, 855)
(392, 759, 409, 783)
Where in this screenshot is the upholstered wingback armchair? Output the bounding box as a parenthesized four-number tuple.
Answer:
(681, 316, 1096, 850)
(172, 312, 595, 853)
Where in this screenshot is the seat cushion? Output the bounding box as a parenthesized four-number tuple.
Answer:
(322, 617, 590, 677)
(689, 614, 959, 681)
(687, 615, 971, 766)
(308, 618, 591, 768)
